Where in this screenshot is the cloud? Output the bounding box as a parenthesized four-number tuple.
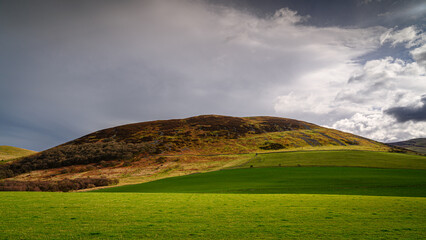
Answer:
(385, 96, 426, 122)
(381, 26, 426, 48)
(329, 56, 426, 142)
(328, 26, 426, 142)
(411, 44, 426, 67)
(376, 2, 426, 24)
(0, 0, 424, 150)
(380, 26, 426, 69)
(1, 0, 390, 150)
(271, 8, 310, 24)
(332, 112, 426, 142)
(276, 54, 426, 142)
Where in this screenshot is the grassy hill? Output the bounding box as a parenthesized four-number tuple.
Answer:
(95, 167, 426, 197)
(0, 115, 393, 184)
(388, 138, 426, 154)
(0, 146, 36, 162)
(236, 150, 426, 169)
(95, 150, 426, 196)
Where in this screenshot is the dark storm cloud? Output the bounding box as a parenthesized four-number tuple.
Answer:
(385, 96, 426, 122)
(0, 0, 424, 150)
(0, 0, 295, 150)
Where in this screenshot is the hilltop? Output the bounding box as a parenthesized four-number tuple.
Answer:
(63, 115, 388, 153)
(388, 138, 426, 154)
(0, 115, 393, 187)
(0, 146, 36, 162)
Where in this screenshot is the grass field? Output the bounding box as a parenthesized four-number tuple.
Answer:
(0, 192, 424, 239)
(95, 167, 426, 197)
(237, 150, 426, 169)
(2, 150, 425, 239)
(0, 145, 35, 162)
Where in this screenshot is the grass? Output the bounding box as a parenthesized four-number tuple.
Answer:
(2, 150, 425, 239)
(0, 192, 424, 239)
(87, 150, 425, 188)
(0, 145, 35, 162)
(95, 167, 426, 197)
(237, 150, 426, 169)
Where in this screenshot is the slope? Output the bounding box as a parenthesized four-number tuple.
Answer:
(388, 138, 426, 154)
(0, 146, 36, 162)
(95, 150, 426, 194)
(236, 150, 426, 169)
(95, 167, 426, 197)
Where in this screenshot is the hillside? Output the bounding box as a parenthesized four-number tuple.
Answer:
(236, 151, 426, 169)
(97, 150, 426, 196)
(0, 115, 394, 188)
(0, 146, 36, 162)
(388, 138, 426, 154)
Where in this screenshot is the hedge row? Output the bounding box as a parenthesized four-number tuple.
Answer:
(0, 177, 118, 192)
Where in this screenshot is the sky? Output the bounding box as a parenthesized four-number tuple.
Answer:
(0, 0, 425, 151)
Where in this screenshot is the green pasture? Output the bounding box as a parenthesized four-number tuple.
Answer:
(0, 192, 424, 239)
(96, 167, 426, 197)
(238, 150, 426, 169)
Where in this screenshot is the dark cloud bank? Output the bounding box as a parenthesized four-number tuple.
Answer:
(386, 96, 426, 122)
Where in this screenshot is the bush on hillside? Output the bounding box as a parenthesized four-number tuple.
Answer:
(259, 142, 285, 150)
(0, 177, 118, 192)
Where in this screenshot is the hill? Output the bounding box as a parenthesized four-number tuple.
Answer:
(388, 138, 426, 154)
(0, 146, 36, 162)
(0, 115, 394, 188)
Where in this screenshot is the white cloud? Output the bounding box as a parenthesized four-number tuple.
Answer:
(333, 112, 426, 142)
(330, 57, 426, 142)
(274, 24, 426, 142)
(380, 26, 423, 47)
(275, 53, 426, 142)
(411, 44, 426, 68)
(271, 8, 310, 24)
(380, 26, 426, 70)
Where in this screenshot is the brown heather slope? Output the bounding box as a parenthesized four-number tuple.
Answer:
(1, 115, 393, 186)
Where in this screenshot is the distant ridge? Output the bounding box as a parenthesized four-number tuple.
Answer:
(0, 146, 36, 162)
(388, 138, 426, 154)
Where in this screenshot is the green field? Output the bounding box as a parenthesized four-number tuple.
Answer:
(96, 167, 426, 197)
(237, 150, 426, 169)
(2, 150, 426, 239)
(0, 192, 424, 239)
